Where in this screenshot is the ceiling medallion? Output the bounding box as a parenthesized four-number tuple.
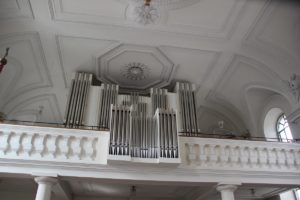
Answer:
(122, 62, 149, 81)
(133, 0, 159, 25)
(130, 0, 201, 10)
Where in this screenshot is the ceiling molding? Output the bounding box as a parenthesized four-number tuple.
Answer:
(56, 35, 120, 88)
(203, 93, 247, 133)
(209, 54, 297, 134)
(213, 55, 288, 98)
(97, 43, 176, 90)
(244, 0, 300, 69)
(0, 32, 53, 106)
(0, 57, 23, 109)
(158, 45, 221, 92)
(197, 105, 240, 134)
(0, 0, 34, 20)
(49, 0, 248, 40)
(5, 93, 63, 123)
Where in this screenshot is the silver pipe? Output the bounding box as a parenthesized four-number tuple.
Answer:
(99, 84, 105, 127)
(103, 84, 110, 128)
(125, 108, 130, 155)
(117, 108, 121, 155)
(108, 84, 114, 126)
(113, 106, 118, 154)
(183, 83, 190, 134)
(132, 114, 136, 157)
(155, 89, 158, 109)
(104, 84, 111, 128)
(155, 117, 158, 158)
(121, 106, 126, 155)
(192, 91, 198, 133)
(146, 117, 150, 158)
(78, 74, 88, 125)
(143, 103, 147, 158)
(69, 73, 81, 126)
(110, 108, 116, 154)
(74, 73, 84, 126)
(105, 84, 111, 128)
(159, 110, 163, 157)
(98, 84, 104, 127)
(178, 85, 185, 132)
(167, 111, 172, 158)
(187, 83, 195, 134)
(172, 112, 178, 158)
(64, 78, 75, 125)
(164, 110, 168, 158)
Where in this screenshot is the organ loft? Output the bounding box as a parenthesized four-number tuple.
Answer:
(64, 72, 199, 163)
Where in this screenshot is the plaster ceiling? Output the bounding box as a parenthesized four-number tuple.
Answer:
(0, 0, 299, 136)
(0, 177, 293, 200)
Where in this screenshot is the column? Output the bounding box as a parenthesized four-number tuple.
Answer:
(34, 177, 57, 200)
(216, 184, 238, 200)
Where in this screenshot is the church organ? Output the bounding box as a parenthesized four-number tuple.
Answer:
(64, 72, 199, 162)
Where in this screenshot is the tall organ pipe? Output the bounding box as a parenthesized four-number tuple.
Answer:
(64, 72, 92, 128)
(64, 73, 195, 160)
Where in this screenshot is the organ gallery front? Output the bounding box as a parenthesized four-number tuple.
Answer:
(64, 72, 199, 163)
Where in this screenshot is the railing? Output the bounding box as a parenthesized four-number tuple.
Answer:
(180, 136, 300, 172)
(1, 119, 109, 130)
(0, 123, 110, 164)
(1, 121, 300, 172)
(180, 132, 300, 143)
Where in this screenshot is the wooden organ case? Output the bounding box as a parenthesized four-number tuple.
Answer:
(64, 72, 199, 164)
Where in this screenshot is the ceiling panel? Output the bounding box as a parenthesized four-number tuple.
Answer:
(0, 0, 33, 20)
(56, 35, 119, 87)
(0, 32, 52, 109)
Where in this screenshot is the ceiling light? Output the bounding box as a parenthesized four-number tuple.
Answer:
(133, 0, 159, 25)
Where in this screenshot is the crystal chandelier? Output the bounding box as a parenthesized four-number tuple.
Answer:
(133, 0, 159, 25)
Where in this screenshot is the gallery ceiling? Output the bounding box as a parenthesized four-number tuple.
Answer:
(0, 0, 299, 136)
(0, 177, 292, 200)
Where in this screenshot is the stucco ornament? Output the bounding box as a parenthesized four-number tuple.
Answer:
(288, 74, 300, 103)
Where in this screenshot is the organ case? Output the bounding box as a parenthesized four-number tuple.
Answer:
(64, 72, 199, 163)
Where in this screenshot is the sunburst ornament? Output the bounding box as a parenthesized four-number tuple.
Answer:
(122, 62, 149, 81)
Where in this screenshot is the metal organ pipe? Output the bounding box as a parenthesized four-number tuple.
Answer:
(175, 82, 198, 136)
(64, 72, 92, 128)
(65, 72, 199, 161)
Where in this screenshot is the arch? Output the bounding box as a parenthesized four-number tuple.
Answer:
(243, 83, 293, 137)
(264, 107, 282, 140)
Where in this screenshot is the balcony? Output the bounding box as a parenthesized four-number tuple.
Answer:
(0, 122, 299, 185)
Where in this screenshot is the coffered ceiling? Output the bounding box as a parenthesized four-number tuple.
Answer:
(0, 0, 299, 136)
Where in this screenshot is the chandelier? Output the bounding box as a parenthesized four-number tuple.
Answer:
(128, 0, 201, 25)
(133, 0, 159, 25)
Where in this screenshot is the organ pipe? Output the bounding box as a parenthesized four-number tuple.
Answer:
(65, 72, 199, 160)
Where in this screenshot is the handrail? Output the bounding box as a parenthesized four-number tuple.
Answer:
(179, 132, 300, 143)
(0, 120, 109, 131)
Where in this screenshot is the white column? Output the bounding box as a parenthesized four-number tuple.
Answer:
(216, 184, 238, 200)
(34, 177, 57, 200)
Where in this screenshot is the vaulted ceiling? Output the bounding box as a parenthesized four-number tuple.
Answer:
(0, 0, 299, 136)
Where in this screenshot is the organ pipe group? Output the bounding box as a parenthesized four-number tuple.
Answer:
(64, 72, 199, 160)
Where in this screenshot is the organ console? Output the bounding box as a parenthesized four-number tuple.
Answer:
(64, 72, 199, 162)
